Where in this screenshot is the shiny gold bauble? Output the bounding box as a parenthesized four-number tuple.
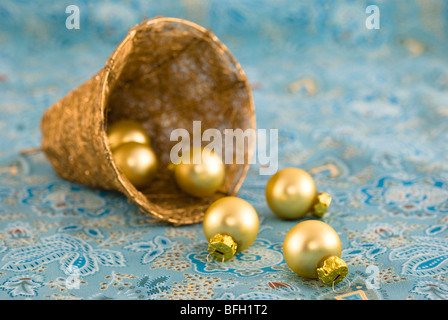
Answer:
(203, 196, 259, 261)
(112, 142, 158, 189)
(283, 220, 348, 285)
(107, 119, 151, 151)
(266, 168, 317, 219)
(174, 147, 225, 198)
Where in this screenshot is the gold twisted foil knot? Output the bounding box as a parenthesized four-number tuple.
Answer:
(208, 234, 237, 261)
(312, 192, 332, 218)
(316, 256, 348, 286)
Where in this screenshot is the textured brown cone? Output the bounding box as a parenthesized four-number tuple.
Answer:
(40, 17, 255, 225)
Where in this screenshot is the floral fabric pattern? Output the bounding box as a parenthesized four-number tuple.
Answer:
(0, 0, 447, 299)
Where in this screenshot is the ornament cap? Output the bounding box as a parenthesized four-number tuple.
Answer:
(207, 233, 237, 261)
(312, 192, 332, 218)
(316, 256, 348, 286)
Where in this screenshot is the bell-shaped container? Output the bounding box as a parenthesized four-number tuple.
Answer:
(41, 17, 255, 225)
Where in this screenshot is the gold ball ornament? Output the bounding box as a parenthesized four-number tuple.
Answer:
(265, 167, 331, 219)
(112, 142, 158, 189)
(283, 220, 348, 285)
(173, 147, 225, 198)
(107, 119, 151, 151)
(203, 196, 259, 261)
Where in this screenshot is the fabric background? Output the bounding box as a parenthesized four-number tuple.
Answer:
(0, 0, 448, 300)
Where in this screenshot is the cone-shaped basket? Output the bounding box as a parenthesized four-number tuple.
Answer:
(41, 17, 255, 225)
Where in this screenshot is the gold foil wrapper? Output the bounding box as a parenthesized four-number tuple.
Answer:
(316, 256, 348, 286)
(208, 233, 238, 261)
(312, 192, 332, 218)
(40, 17, 255, 225)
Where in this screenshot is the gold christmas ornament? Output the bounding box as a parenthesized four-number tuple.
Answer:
(107, 119, 151, 151)
(112, 142, 158, 189)
(39, 17, 255, 225)
(265, 167, 331, 219)
(203, 196, 259, 261)
(173, 147, 225, 198)
(283, 220, 348, 286)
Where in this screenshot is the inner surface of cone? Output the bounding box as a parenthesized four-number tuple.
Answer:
(102, 18, 254, 224)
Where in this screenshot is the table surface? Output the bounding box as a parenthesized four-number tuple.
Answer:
(0, 0, 448, 300)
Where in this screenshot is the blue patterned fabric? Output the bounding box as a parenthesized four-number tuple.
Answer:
(0, 0, 448, 300)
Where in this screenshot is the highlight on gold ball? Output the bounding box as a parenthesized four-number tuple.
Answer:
(282, 220, 348, 286)
(265, 167, 331, 219)
(203, 196, 259, 262)
(171, 147, 225, 198)
(107, 119, 151, 151)
(111, 142, 159, 189)
(107, 119, 159, 190)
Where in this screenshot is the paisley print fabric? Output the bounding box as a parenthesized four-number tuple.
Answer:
(0, 0, 447, 300)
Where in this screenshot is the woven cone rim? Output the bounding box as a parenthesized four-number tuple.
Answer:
(97, 17, 255, 225)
